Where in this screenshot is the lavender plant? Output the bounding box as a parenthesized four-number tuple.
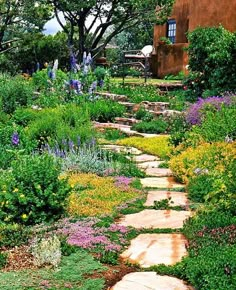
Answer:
(186, 94, 235, 125)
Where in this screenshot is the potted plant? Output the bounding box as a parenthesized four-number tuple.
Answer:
(158, 36, 172, 45)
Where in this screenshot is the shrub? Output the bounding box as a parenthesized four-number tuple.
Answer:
(169, 142, 236, 183)
(132, 118, 168, 134)
(32, 69, 67, 91)
(191, 105, 236, 142)
(0, 75, 34, 114)
(0, 224, 30, 248)
(185, 26, 236, 100)
(31, 235, 61, 267)
(168, 113, 190, 147)
(117, 136, 171, 159)
(0, 154, 71, 224)
(25, 104, 93, 148)
(0, 252, 7, 269)
(187, 174, 215, 203)
(86, 99, 125, 122)
(135, 107, 153, 121)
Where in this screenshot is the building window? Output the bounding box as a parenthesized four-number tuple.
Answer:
(167, 19, 176, 43)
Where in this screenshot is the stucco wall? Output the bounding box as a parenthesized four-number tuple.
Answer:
(152, 0, 236, 77)
(189, 0, 236, 32)
(153, 43, 188, 78)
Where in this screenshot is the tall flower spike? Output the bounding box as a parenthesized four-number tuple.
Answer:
(12, 132, 19, 146)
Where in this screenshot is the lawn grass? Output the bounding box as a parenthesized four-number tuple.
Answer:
(0, 249, 106, 290)
(110, 77, 181, 85)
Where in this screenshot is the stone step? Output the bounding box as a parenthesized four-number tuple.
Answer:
(130, 154, 160, 163)
(137, 160, 164, 169)
(96, 91, 128, 102)
(141, 177, 184, 189)
(120, 233, 188, 267)
(145, 167, 173, 177)
(144, 190, 189, 208)
(114, 117, 140, 126)
(140, 101, 170, 112)
(101, 144, 143, 155)
(118, 102, 136, 113)
(111, 272, 194, 290)
(118, 209, 191, 229)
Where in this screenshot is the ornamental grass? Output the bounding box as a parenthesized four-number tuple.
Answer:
(117, 136, 170, 159)
(67, 173, 140, 216)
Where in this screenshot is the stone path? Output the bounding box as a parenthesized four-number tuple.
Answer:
(110, 144, 194, 289)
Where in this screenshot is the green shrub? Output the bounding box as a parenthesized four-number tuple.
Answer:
(187, 174, 215, 203)
(0, 75, 34, 114)
(0, 252, 7, 269)
(0, 224, 30, 248)
(26, 104, 93, 148)
(191, 105, 236, 142)
(0, 154, 71, 225)
(86, 99, 125, 122)
(185, 26, 236, 100)
(135, 107, 153, 121)
(168, 113, 190, 147)
(32, 69, 67, 91)
(132, 118, 168, 134)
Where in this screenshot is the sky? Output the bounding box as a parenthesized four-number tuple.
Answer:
(43, 14, 65, 35)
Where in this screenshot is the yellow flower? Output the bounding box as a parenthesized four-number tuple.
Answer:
(21, 214, 28, 220)
(20, 194, 25, 198)
(13, 188, 19, 193)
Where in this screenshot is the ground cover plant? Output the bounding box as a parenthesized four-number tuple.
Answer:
(67, 173, 143, 217)
(117, 136, 171, 159)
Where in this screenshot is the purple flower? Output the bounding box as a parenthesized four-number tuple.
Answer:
(115, 176, 133, 188)
(69, 79, 82, 94)
(186, 95, 235, 125)
(70, 52, 77, 72)
(11, 132, 19, 146)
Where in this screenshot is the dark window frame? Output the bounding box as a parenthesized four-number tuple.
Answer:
(167, 19, 176, 43)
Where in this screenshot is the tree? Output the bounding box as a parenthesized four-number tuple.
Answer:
(49, 0, 174, 60)
(0, 0, 51, 53)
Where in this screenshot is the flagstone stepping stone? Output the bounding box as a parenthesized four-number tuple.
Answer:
(111, 272, 194, 290)
(118, 209, 191, 229)
(141, 177, 184, 189)
(144, 190, 188, 207)
(145, 167, 173, 177)
(101, 145, 142, 155)
(120, 233, 188, 267)
(137, 160, 164, 169)
(132, 154, 159, 163)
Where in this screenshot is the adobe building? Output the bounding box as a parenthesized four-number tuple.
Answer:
(152, 0, 236, 78)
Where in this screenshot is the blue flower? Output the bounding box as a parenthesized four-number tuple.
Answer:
(12, 132, 19, 146)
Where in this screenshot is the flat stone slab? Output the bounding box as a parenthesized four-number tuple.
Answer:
(145, 191, 189, 207)
(137, 161, 164, 169)
(132, 154, 159, 163)
(111, 272, 193, 290)
(118, 209, 191, 229)
(145, 168, 173, 177)
(141, 177, 184, 189)
(120, 233, 188, 267)
(101, 145, 142, 155)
